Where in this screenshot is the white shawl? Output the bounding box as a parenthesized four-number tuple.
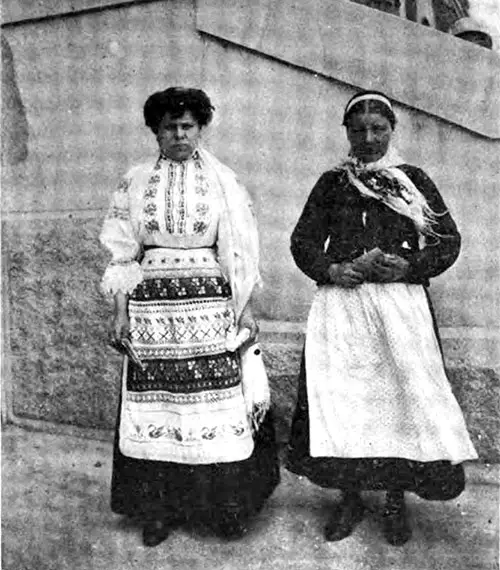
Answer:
(199, 148, 262, 322)
(200, 149, 270, 428)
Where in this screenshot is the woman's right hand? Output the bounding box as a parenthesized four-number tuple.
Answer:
(109, 291, 130, 345)
(328, 262, 364, 288)
(109, 311, 130, 345)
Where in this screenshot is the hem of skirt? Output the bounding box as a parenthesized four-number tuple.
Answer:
(284, 469, 464, 499)
(284, 450, 465, 501)
(308, 451, 479, 464)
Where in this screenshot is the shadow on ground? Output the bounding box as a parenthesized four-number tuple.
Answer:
(2, 426, 499, 570)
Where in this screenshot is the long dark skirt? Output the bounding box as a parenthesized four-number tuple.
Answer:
(111, 406, 280, 525)
(286, 352, 465, 501)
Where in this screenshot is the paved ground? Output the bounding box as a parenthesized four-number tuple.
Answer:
(2, 426, 499, 570)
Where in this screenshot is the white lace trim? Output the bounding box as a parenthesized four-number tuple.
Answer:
(101, 262, 143, 295)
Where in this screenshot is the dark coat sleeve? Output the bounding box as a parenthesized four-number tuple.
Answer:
(400, 165, 461, 282)
(290, 173, 333, 284)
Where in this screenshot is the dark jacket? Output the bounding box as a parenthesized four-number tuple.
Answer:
(290, 165, 461, 286)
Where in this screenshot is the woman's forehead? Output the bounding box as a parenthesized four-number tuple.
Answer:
(347, 112, 391, 127)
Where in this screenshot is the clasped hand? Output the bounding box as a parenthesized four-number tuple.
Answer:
(328, 262, 364, 288)
(328, 253, 409, 288)
(370, 254, 410, 283)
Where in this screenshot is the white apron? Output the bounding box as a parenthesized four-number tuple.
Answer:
(306, 282, 478, 464)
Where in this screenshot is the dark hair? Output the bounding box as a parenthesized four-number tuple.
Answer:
(144, 87, 214, 133)
(342, 90, 397, 130)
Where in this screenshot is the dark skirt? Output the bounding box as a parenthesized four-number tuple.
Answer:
(111, 406, 280, 524)
(285, 352, 465, 500)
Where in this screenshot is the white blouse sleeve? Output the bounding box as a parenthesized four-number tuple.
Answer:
(100, 173, 143, 295)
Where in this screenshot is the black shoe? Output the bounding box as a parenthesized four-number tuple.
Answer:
(216, 514, 248, 540)
(142, 520, 171, 547)
(324, 494, 365, 542)
(383, 496, 412, 546)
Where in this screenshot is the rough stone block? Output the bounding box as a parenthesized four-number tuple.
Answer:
(3, 217, 120, 430)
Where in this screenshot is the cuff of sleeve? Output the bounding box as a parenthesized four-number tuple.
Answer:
(101, 261, 143, 295)
(315, 261, 332, 285)
(405, 253, 428, 284)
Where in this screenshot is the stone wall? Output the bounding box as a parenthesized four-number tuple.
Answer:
(2, 0, 499, 460)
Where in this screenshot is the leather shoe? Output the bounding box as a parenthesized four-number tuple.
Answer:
(216, 516, 248, 540)
(142, 520, 171, 547)
(324, 494, 365, 542)
(383, 501, 412, 546)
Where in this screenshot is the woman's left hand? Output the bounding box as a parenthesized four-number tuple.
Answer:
(371, 254, 410, 282)
(238, 304, 259, 344)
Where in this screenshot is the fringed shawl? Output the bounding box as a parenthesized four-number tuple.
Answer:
(199, 148, 262, 321)
(336, 147, 439, 237)
(200, 149, 269, 428)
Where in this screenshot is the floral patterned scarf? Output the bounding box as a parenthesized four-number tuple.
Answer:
(336, 147, 438, 236)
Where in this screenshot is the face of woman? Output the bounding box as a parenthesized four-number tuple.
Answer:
(346, 112, 393, 163)
(157, 111, 202, 161)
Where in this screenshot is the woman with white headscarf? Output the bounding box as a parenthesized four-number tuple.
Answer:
(286, 90, 477, 546)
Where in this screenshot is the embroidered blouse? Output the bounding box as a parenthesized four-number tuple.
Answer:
(291, 165, 461, 287)
(100, 150, 224, 295)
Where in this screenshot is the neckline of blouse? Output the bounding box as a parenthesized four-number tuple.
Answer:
(158, 148, 202, 165)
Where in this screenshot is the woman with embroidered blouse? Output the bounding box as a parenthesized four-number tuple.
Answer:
(100, 87, 279, 547)
(286, 91, 477, 546)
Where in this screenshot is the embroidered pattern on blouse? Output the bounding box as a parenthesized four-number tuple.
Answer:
(108, 205, 129, 221)
(109, 259, 139, 267)
(164, 160, 188, 234)
(106, 177, 131, 221)
(117, 178, 131, 193)
(164, 161, 175, 233)
(143, 169, 161, 234)
(178, 162, 188, 233)
(193, 155, 211, 234)
(142, 153, 214, 237)
(194, 155, 210, 196)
